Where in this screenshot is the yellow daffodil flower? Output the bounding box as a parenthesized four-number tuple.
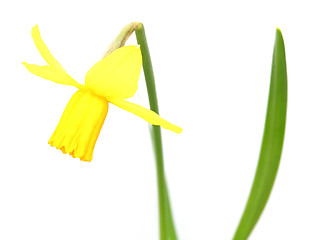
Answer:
(23, 25, 182, 162)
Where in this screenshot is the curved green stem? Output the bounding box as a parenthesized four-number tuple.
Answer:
(135, 24, 178, 240)
(233, 28, 287, 240)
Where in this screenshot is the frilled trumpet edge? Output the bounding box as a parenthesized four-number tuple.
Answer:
(48, 90, 109, 161)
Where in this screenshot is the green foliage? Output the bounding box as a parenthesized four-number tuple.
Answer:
(233, 29, 287, 240)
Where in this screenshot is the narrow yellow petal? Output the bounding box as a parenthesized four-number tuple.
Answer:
(31, 25, 63, 69)
(85, 45, 142, 100)
(49, 90, 109, 161)
(24, 25, 83, 89)
(109, 98, 182, 134)
(22, 62, 84, 89)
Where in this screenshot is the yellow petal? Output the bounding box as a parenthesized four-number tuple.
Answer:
(49, 90, 109, 161)
(22, 62, 84, 89)
(109, 98, 182, 134)
(24, 25, 83, 89)
(85, 45, 142, 99)
(31, 25, 63, 69)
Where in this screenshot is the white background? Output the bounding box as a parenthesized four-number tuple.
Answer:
(1, 0, 320, 239)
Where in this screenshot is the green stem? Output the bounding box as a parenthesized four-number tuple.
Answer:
(233, 28, 287, 240)
(135, 24, 178, 240)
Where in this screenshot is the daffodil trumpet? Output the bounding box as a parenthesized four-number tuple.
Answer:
(23, 25, 182, 162)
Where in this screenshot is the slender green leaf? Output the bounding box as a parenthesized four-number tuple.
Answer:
(233, 28, 287, 240)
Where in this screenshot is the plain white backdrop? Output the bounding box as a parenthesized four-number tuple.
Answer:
(1, 0, 320, 239)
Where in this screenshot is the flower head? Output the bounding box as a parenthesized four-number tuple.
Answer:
(23, 25, 182, 162)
